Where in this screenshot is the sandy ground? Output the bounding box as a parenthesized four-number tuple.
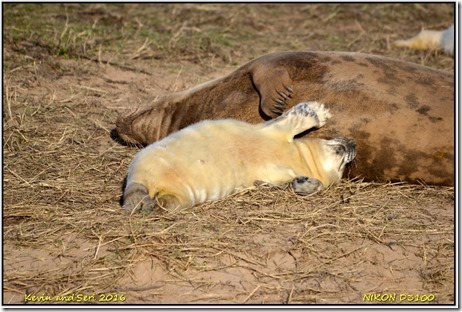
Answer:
(3, 3, 455, 306)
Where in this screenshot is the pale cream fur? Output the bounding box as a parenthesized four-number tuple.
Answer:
(123, 102, 355, 211)
(394, 25, 454, 55)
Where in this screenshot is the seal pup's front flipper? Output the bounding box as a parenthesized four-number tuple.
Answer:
(261, 101, 331, 142)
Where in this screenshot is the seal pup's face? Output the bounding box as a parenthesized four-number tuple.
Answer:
(295, 136, 356, 186)
(320, 136, 357, 178)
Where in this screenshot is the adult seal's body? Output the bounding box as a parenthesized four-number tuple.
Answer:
(122, 102, 356, 212)
(116, 51, 454, 185)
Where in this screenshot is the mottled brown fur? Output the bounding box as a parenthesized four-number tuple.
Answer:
(116, 51, 454, 185)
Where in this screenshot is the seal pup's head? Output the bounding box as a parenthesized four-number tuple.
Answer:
(296, 136, 356, 186)
(324, 136, 357, 174)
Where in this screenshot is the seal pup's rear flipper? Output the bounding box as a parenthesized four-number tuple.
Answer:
(122, 182, 155, 214)
(261, 101, 331, 141)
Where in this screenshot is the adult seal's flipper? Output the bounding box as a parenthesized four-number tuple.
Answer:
(251, 65, 294, 117)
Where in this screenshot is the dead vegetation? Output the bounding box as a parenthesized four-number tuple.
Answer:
(3, 3, 455, 305)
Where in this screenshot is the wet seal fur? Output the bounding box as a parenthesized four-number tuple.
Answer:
(122, 102, 356, 212)
(116, 51, 454, 185)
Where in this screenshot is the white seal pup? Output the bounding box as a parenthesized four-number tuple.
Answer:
(394, 24, 454, 55)
(122, 101, 356, 213)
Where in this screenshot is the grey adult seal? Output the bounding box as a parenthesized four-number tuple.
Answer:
(116, 51, 454, 185)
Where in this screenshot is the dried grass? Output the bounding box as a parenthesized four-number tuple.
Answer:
(4, 155, 454, 303)
(3, 3, 455, 305)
